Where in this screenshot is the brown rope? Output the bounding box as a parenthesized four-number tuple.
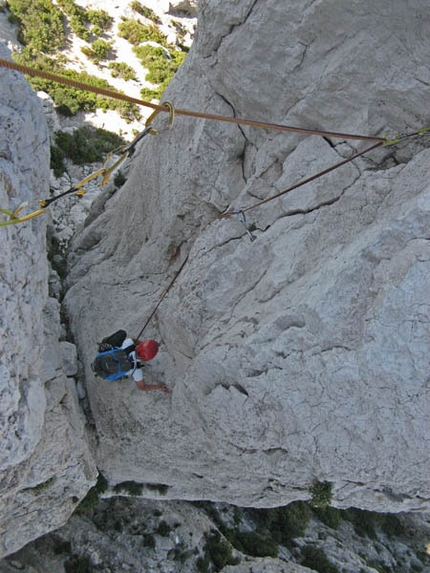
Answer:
(135, 255, 189, 339)
(0, 57, 385, 143)
(222, 141, 385, 217)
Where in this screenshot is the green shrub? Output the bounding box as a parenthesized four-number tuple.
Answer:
(69, 13, 89, 40)
(144, 483, 169, 495)
(90, 24, 102, 37)
(135, 44, 185, 80)
(313, 506, 342, 530)
(56, 0, 90, 40)
(250, 501, 311, 545)
(108, 62, 137, 80)
(114, 171, 127, 187)
(75, 473, 109, 512)
(22, 476, 57, 494)
(301, 546, 340, 573)
(130, 0, 161, 24)
(170, 543, 193, 564)
(81, 39, 112, 63)
(7, 0, 65, 54)
(196, 556, 209, 573)
(379, 513, 405, 537)
(87, 8, 112, 31)
(140, 85, 165, 101)
(311, 481, 333, 508)
(118, 18, 167, 45)
(77, 486, 100, 511)
(54, 127, 125, 165)
(201, 530, 238, 572)
(15, 60, 141, 119)
(143, 533, 156, 548)
(113, 480, 144, 496)
(52, 537, 72, 555)
(232, 531, 278, 558)
(135, 44, 186, 100)
(343, 508, 379, 539)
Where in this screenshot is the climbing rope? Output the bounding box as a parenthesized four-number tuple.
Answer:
(135, 127, 430, 333)
(1, 56, 427, 227)
(135, 255, 189, 339)
(0, 102, 174, 226)
(222, 141, 384, 219)
(1, 56, 428, 333)
(0, 57, 384, 143)
(221, 125, 430, 239)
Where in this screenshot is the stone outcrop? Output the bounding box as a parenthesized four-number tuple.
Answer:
(0, 47, 97, 558)
(65, 0, 430, 512)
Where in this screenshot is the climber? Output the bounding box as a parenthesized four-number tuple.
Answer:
(92, 329, 169, 394)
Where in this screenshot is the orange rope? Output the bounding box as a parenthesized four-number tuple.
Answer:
(0, 57, 385, 143)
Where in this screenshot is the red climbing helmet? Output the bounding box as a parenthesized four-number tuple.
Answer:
(136, 340, 159, 361)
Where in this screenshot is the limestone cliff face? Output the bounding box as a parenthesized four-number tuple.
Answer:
(66, 0, 430, 511)
(0, 47, 97, 558)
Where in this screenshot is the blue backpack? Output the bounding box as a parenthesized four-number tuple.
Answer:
(92, 347, 132, 381)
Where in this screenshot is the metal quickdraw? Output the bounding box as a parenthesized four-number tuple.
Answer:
(1, 102, 175, 226)
(236, 210, 256, 242)
(39, 102, 175, 209)
(383, 126, 430, 146)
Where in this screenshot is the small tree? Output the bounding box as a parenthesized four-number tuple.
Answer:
(310, 481, 333, 508)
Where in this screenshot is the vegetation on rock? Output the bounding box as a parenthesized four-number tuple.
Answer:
(118, 17, 167, 46)
(310, 480, 333, 508)
(81, 39, 113, 64)
(135, 45, 186, 100)
(107, 61, 137, 81)
(7, 0, 65, 54)
(51, 127, 125, 174)
(130, 1, 161, 24)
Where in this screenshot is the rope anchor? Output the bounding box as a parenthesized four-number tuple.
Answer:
(236, 210, 256, 242)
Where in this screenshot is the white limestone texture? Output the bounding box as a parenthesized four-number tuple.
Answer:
(65, 0, 430, 513)
(0, 47, 97, 558)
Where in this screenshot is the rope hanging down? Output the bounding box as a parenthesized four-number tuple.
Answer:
(135, 255, 189, 339)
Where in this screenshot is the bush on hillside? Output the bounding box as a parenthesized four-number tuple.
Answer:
(56, 0, 112, 40)
(87, 8, 112, 31)
(7, 0, 65, 54)
(12, 53, 140, 120)
(81, 39, 113, 63)
(135, 44, 186, 100)
(130, 0, 161, 24)
(301, 546, 340, 573)
(108, 62, 137, 81)
(53, 127, 125, 165)
(118, 18, 167, 46)
(250, 501, 312, 545)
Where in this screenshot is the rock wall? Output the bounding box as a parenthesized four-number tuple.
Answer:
(0, 47, 97, 558)
(65, 0, 430, 511)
